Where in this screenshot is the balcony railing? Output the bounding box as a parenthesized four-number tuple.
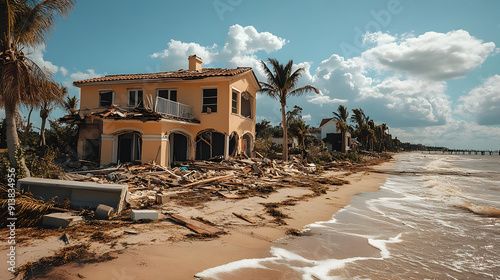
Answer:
(155, 96, 194, 119)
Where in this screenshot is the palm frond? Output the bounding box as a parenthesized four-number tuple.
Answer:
(14, 0, 75, 47)
(288, 85, 319, 97)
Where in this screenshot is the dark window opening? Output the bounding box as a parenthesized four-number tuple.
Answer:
(241, 92, 252, 118)
(158, 89, 177, 102)
(202, 88, 217, 113)
(99, 91, 113, 107)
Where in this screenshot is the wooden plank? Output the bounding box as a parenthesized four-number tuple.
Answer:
(232, 212, 255, 224)
(181, 174, 235, 188)
(167, 214, 219, 235)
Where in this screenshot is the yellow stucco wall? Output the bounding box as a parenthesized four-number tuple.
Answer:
(76, 70, 258, 166)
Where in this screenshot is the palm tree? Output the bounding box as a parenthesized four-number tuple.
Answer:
(0, 0, 74, 175)
(259, 58, 319, 161)
(39, 83, 66, 147)
(333, 105, 350, 153)
(62, 95, 79, 115)
(350, 108, 366, 149)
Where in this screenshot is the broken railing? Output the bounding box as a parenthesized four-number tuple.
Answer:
(155, 97, 194, 119)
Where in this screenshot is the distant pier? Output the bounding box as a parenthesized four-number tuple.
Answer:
(425, 149, 500, 155)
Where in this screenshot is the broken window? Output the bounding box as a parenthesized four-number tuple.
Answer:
(99, 91, 113, 107)
(232, 91, 238, 114)
(128, 89, 143, 108)
(241, 91, 252, 118)
(195, 130, 225, 160)
(157, 89, 177, 102)
(202, 88, 217, 113)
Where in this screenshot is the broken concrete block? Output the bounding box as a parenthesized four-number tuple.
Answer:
(131, 210, 158, 221)
(155, 192, 177, 204)
(43, 212, 83, 228)
(95, 204, 115, 220)
(17, 177, 130, 213)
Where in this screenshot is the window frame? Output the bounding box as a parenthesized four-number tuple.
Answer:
(201, 87, 218, 114)
(128, 88, 144, 108)
(240, 91, 253, 119)
(156, 88, 178, 102)
(231, 89, 239, 114)
(99, 90, 114, 108)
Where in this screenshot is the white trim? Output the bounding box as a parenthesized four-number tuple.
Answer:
(142, 135, 165, 141)
(101, 134, 114, 141)
(231, 87, 241, 93)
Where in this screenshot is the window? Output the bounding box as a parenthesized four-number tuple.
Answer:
(202, 88, 217, 113)
(128, 89, 143, 107)
(232, 91, 238, 114)
(157, 89, 177, 102)
(241, 91, 252, 118)
(99, 91, 113, 107)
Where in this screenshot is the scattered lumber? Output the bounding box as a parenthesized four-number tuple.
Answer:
(181, 174, 235, 188)
(232, 212, 255, 224)
(167, 214, 220, 235)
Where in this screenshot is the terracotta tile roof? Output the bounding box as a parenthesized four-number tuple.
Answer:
(73, 67, 253, 86)
(319, 118, 334, 127)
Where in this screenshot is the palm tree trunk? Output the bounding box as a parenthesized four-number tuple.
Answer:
(5, 104, 30, 177)
(341, 131, 346, 153)
(39, 116, 47, 146)
(281, 102, 288, 161)
(26, 106, 34, 132)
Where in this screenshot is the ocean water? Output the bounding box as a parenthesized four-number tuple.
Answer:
(195, 153, 500, 280)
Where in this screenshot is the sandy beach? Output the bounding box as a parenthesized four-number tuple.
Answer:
(2, 159, 392, 280)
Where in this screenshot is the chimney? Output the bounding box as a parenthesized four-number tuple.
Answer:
(188, 55, 203, 71)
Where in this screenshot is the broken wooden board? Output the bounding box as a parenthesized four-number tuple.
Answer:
(232, 212, 255, 224)
(181, 174, 235, 188)
(167, 214, 220, 235)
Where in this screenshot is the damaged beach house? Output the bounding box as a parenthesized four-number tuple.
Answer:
(61, 55, 259, 166)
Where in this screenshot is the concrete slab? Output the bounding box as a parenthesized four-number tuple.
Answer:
(131, 210, 158, 221)
(43, 212, 83, 228)
(17, 178, 129, 213)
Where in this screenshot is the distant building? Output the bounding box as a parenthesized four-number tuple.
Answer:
(315, 118, 351, 152)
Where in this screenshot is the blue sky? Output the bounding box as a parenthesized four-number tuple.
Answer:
(7, 0, 500, 149)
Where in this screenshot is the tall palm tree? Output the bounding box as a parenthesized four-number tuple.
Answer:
(333, 105, 349, 153)
(259, 58, 319, 161)
(0, 0, 74, 175)
(39, 83, 66, 146)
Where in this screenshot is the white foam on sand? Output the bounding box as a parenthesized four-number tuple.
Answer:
(196, 233, 405, 280)
(368, 233, 403, 258)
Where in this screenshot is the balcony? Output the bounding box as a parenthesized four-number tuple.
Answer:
(155, 96, 194, 119)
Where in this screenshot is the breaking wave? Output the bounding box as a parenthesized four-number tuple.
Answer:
(456, 201, 500, 218)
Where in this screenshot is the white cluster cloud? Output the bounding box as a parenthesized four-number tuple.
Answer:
(150, 24, 286, 77)
(25, 45, 66, 76)
(457, 75, 500, 125)
(362, 30, 495, 80)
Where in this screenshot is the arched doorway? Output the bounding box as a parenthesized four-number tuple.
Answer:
(169, 132, 189, 164)
(195, 130, 225, 160)
(241, 133, 253, 157)
(117, 132, 142, 163)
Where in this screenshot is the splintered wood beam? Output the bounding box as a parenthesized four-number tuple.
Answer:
(167, 214, 219, 235)
(232, 212, 255, 224)
(181, 174, 235, 188)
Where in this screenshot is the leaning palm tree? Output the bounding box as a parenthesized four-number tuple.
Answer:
(0, 0, 75, 175)
(39, 83, 66, 147)
(333, 105, 349, 153)
(259, 58, 319, 161)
